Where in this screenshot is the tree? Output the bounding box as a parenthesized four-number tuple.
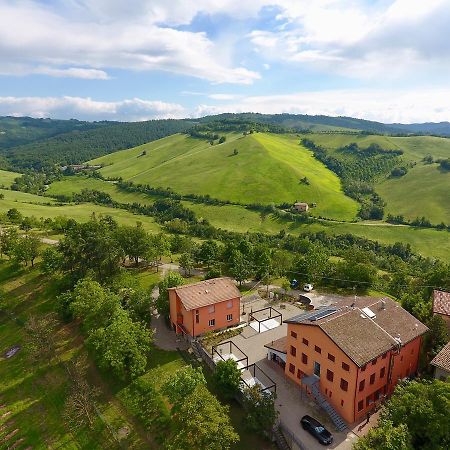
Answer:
(64, 356, 100, 430)
(337, 260, 375, 290)
(13, 234, 40, 266)
(425, 315, 449, 359)
(156, 271, 184, 317)
(0, 227, 18, 258)
(116, 223, 150, 266)
(229, 250, 250, 286)
(168, 384, 239, 450)
(179, 251, 194, 276)
(242, 385, 278, 434)
(24, 314, 58, 364)
(293, 244, 329, 283)
(147, 233, 170, 271)
(41, 247, 63, 274)
(70, 278, 120, 331)
(214, 359, 241, 399)
(120, 287, 153, 322)
(196, 240, 220, 269)
(218, 136, 226, 144)
(162, 366, 206, 411)
(378, 379, 450, 450)
(353, 420, 413, 450)
(87, 308, 152, 380)
(6, 208, 22, 223)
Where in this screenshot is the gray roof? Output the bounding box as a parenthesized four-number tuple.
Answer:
(285, 297, 428, 367)
(431, 341, 450, 373)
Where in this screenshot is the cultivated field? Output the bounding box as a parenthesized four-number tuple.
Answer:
(90, 133, 358, 221)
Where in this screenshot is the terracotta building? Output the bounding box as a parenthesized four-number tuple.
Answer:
(432, 290, 450, 332)
(169, 277, 241, 337)
(284, 297, 428, 424)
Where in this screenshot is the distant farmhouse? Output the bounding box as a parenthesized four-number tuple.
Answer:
(268, 297, 427, 425)
(169, 277, 241, 337)
(432, 290, 450, 332)
(431, 341, 450, 381)
(293, 201, 309, 212)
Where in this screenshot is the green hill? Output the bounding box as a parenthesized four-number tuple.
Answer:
(0, 168, 20, 188)
(306, 133, 450, 223)
(90, 132, 359, 221)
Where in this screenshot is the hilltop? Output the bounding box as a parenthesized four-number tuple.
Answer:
(90, 132, 359, 221)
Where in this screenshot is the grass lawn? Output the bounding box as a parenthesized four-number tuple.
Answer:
(47, 175, 156, 206)
(378, 163, 450, 223)
(90, 132, 358, 220)
(0, 188, 161, 233)
(0, 169, 20, 188)
(0, 262, 151, 449)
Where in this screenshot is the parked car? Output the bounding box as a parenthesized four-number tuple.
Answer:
(303, 283, 313, 292)
(300, 415, 333, 445)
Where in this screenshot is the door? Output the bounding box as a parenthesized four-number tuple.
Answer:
(314, 361, 321, 377)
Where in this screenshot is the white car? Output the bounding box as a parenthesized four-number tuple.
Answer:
(303, 283, 313, 292)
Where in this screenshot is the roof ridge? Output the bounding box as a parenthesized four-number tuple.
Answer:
(171, 277, 233, 291)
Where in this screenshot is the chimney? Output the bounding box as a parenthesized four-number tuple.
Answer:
(381, 300, 386, 310)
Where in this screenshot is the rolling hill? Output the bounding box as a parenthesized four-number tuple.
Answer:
(305, 132, 450, 223)
(90, 132, 359, 221)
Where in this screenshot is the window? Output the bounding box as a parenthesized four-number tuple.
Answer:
(301, 353, 308, 364)
(226, 314, 233, 321)
(370, 373, 375, 385)
(342, 362, 350, 371)
(326, 369, 334, 382)
(371, 358, 377, 365)
(195, 310, 200, 324)
(359, 380, 365, 391)
(382, 353, 387, 359)
(380, 367, 386, 378)
(302, 338, 309, 346)
(314, 345, 321, 354)
(290, 346, 297, 357)
(291, 331, 297, 339)
(361, 364, 367, 371)
(208, 305, 215, 313)
(340, 378, 348, 391)
(366, 395, 373, 407)
(341, 399, 344, 407)
(358, 400, 364, 411)
(313, 361, 321, 377)
(297, 369, 303, 379)
(329, 390, 332, 398)
(289, 363, 295, 374)
(208, 319, 215, 327)
(328, 353, 335, 362)
(226, 300, 233, 309)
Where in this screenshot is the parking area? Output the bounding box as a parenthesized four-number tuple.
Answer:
(220, 295, 358, 450)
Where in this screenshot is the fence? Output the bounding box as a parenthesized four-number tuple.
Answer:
(277, 421, 308, 450)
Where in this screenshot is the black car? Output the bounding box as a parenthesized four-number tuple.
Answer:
(300, 415, 333, 446)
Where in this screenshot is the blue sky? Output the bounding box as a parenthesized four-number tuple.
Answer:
(0, 0, 449, 123)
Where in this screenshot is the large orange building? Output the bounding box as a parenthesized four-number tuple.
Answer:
(284, 297, 428, 424)
(169, 277, 241, 337)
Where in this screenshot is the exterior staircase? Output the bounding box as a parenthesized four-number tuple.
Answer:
(273, 425, 290, 450)
(309, 382, 347, 431)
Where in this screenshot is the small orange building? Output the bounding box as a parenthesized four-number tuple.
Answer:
(284, 297, 428, 424)
(432, 290, 450, 332)
(169, 277, 241, 337)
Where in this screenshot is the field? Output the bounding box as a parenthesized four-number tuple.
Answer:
(0, 188, 161, 233)
(0, 169, 20, 188)
(47, 176, 156, 206)
(90, 133, 358, 221)
(378, 164, 450, 223)
(306, 132, 450, 223)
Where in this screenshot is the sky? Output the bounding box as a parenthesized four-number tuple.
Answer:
(0, 0, 450, 123)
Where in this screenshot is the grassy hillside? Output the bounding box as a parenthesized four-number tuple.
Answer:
(378, 164, 450, 223)
(47, 176, 156, 206)
(0, 188, 161, 233)
(306, 133, 450, 162)
(91, 132, 358, 221)
(0, 168, 20, 188)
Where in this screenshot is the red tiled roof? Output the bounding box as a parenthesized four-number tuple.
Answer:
(286, 297, 428, 367)
(170, 277, 240, 311)
(264, 336, 287, 354)
(433, 290, 450, 316)
(431, 341, 450, 373)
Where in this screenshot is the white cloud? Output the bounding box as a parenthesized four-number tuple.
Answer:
(0, 96, 185, 121)
(249, 0, 450, 79)
(194, 88, 450, 123)
(0, 1, 260, 84)
(208, 93, 241, 100)
(34, 67, 110, 80)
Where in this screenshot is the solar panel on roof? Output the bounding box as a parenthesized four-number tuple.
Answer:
(309, 308, 338, 321)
